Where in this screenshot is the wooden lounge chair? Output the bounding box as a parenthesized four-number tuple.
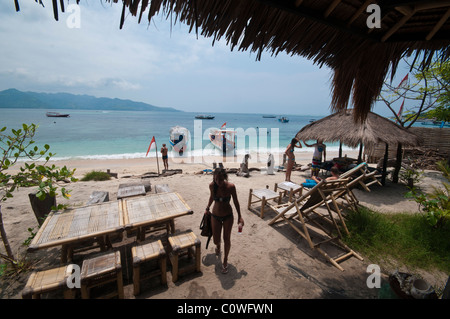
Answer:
(340, 162, 381, 192)
(268, 179, 363, 271)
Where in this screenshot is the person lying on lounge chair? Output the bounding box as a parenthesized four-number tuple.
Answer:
(302, 166, 340, 188)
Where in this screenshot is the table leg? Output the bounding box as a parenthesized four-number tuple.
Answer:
(61, 244, 68, 264)
(261, 197, 266, 218)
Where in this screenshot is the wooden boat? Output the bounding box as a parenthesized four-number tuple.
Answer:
(169, 126, 190, 155)
(46, 112, 70, 118)
(209, 128, 236, 153)
(278, 116, 289, 123)
(195, 114, 215, 119)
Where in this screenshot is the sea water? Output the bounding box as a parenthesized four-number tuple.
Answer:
(1, 108, 355, 161)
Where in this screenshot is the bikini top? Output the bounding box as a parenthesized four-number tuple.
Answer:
(214, 195, 231, 202)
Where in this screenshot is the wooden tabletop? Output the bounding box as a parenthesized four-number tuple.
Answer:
(251, 188, 280, 200)
(276, 181, 302, 192)
(122, 192, 193, 229)
(28, 201, 124, 251)
(28, 192, 193, 253)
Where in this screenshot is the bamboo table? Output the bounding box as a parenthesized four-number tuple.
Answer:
(274, 181, 303, 202)
(248, 187, 282, 219)
(28, 201, 125, 263)
(122, 192, 193, 241)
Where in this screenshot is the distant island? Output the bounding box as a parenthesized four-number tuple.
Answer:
(0, 88, 181, 112)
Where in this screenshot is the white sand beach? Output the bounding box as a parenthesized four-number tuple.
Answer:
(0, 149, 448, 299)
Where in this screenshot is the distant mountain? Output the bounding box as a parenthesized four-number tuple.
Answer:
(0, 88, 180, 112)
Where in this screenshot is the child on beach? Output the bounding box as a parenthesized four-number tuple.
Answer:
(204, 168, 244, 274)
(161, 144, 168, 170)
(303, 139, 326, 177)
(284, 137, 302, 182)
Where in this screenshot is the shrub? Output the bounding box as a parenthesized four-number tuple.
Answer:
(81, 171, 111, 181)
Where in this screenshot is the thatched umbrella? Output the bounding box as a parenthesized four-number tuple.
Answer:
(295, 110, 421, 184)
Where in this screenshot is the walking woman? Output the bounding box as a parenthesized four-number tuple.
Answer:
(205, 168, 244, 274)
(285, 137, 302, 182)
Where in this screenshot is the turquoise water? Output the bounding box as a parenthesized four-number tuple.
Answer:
(1, 108, 353, 160)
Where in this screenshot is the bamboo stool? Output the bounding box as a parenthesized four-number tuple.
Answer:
(168, 231, 201, 282)
(80, 251, 124, 299)
(22, 265, 75, 299)
(131, 240, 167, 295)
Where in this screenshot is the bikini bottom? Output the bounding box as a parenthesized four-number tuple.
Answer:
(211, 213, 233, 223)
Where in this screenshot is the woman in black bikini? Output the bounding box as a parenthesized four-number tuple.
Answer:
(205, 168, 244, 274)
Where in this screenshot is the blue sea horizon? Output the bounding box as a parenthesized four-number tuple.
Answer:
(2, 108, 357, 161)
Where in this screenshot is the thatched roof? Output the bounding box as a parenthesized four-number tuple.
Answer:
(295, 109, 421, 148)
(17, 0, 450, 121)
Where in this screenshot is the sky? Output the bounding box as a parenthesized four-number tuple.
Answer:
(0, 1, 405, 117)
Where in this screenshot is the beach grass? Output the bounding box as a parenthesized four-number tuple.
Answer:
(80, 170, 112, 181)
(343, 207, 450, 273)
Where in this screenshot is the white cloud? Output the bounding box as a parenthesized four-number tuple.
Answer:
(0, 1, 335, 115)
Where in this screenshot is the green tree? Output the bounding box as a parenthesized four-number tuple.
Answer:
(378, 57, 449, 181)
(0, 124, 77, 267)
(416, 59, 450, 123)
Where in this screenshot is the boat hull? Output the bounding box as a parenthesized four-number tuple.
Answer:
(209, 130, 235, 153)
(46, 112, 70, 117)
(195, 115, 215, 119)
(169, 126, 190, 155)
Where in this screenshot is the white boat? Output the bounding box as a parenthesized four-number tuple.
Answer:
(209, 128, 236, 153)
(169, 126, 190, 155)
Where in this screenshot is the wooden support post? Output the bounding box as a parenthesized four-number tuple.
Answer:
(382, 143, 389, 186)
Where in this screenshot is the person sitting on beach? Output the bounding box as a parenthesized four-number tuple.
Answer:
(161, 144, 168, 170)
(302, 166, 340, 188)
(204, 168, 244, 274)
(303, 139, 326, 177)
(285, 137, 302, 182)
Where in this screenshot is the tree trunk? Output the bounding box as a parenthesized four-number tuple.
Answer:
(393, 143, 403, 183)
(0, 205, 16, 266)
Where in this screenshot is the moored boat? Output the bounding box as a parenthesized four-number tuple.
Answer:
(209, 127, 236, 154)
(195, 114, 215, 119)
(278, 116, 289, 123)
(46, 111, 70, 117)
(169, 126, 190, 156)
